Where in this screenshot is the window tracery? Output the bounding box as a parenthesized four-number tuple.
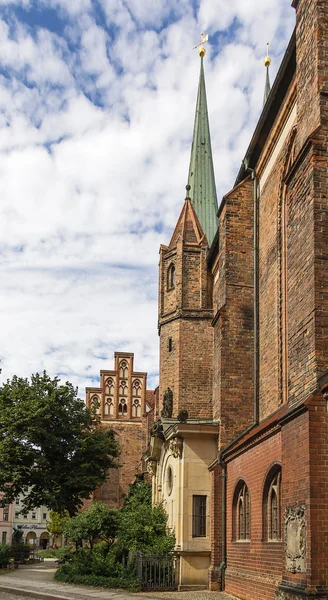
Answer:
(119, 380, 128, 396)
(105, 378, 114, 396)
(119, 361, 128, 378)
(263, 465, 282, 541)
(132, 398, 141, 417)
(104, 398, 114, 416)
(118, 398, 127, 416)
(234, 481, 250, 541)
(132, 379, 141, 397)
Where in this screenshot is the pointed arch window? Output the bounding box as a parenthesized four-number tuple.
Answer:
(119, 361, 128, 379)
(132, 379, 141, 397)
(132, 399, 141, 418)
(119, 380, 128, 396)
(105, 378, 114, 396)
(90, 395, 100, 413)
(167, 263, 175, 290)
(118, 399, 127, 416)
(104, 398, 114, 416)
(233, 481, 250, 541)
(263, 465, 282, 541)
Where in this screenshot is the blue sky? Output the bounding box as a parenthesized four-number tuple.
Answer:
(0, 0, 295, 395)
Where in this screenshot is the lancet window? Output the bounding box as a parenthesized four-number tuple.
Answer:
(104, 398, 114, 417)
(90, 395, 100, 413)
(105, 378, 114, 396)
(132, 398, 141, 418)
(118, 398, 127, 416)
(167, 263, 175, 290)
(132, 379, 141, 397)
(234, 481, 250, 541)
(119, 361, 128, 379)
(263, 465, 282, 541)
(119, 380, 128, 396)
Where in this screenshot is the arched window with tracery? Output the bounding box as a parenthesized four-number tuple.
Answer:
(132, 399, 141, 418)
(119, 380, 128, 396)
(90, 395, 100, 413)
(119, 361, 128, 379)
(167, 263, 175, 290)
(118, 398, 127, 416)
(104, 398, 114, 416)
(132, 379, 141, 397)
(263, 465, 282, 541)
(105, 378, 114, 396)
(233, 480, 250, 541)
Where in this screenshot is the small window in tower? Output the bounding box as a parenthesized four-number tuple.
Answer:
(168, 338, 173, 352)
(192, 495, 206, 537)
(167, 264, 175, 290)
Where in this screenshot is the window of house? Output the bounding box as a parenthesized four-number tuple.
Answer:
(263, 465, 282, 541)
(32, 513, 36, 520)
(118, 399, 127, 416)
(167, 264, 175, 290)
(15, 512, 19, 519)
(192, 495, 206, 537)
(23, 514, 27, 519)
(168, 337, 173, 352)
(234, 481, 250, 541)
(15, 498, 19, 505)
(43, 513, 47, 520)
(3, 508, 8, 522)
(2, 532, 6, 544)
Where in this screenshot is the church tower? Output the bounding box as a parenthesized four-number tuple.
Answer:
(158, 48, 218, 419)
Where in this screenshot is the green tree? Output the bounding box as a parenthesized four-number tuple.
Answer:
(0, 372, 119, 515)
(63, 502, 119, 549)
(118, 481, 175, 555)
(46, 510, 70, 539)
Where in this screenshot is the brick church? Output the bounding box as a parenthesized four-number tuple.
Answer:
(144, 1, 328, 599)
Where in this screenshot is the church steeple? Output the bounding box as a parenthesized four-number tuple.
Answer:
(187, 47, 218, 246)
(263, 43, 271, 106)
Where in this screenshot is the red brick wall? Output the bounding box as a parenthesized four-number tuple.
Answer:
(225, 431, 283, 600)
(212, 178, 254, 443)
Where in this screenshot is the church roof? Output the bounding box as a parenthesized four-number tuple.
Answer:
(169, 195, 207, 248)
(187, 56, 218, 246)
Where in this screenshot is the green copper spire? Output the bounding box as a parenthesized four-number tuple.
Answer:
(187, 54, 218, 246)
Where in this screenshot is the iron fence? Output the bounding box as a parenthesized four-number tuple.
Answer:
(135, 552, 178, 590)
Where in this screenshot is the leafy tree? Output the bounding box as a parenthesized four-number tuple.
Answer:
(63, 502, 119, 549)
(118, 481, 175, 555)
(46, 510, 70, 538)
(0, 372, 119, 515)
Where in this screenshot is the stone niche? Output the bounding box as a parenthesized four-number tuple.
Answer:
(284, 504, 306, 573)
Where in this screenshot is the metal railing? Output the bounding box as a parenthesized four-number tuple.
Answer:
(135, 552, 178, 590)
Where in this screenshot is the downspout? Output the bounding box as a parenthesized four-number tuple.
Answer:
(217, 163, 260, 591)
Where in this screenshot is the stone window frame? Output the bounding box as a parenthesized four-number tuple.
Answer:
(233, 480, 251, 541)
(192, 495, 207, 537)
(167, 263, 175, 290)
(263, 464, 282, 542)
(118, 398, 128, 416)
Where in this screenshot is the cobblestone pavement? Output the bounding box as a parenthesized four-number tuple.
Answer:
(0, 561, 237, 600)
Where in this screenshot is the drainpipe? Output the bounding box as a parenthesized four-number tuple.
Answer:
(217, 163, 260, 591)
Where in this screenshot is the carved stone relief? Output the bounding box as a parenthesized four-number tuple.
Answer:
(146, 460, 157, 477)
(284, 504, 306, 573)
(169, 436, 183, 459)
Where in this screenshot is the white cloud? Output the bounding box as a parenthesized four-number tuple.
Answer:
(0, 0, 296, 394)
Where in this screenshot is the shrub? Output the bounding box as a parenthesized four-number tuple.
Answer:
(0, 544, 9, 568)
(9, 544, 30, 563)
(55, 553, 140, 591)
(38, 547, 71, 559)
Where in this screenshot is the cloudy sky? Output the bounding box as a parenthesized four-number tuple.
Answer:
(0, 0, 295, 396)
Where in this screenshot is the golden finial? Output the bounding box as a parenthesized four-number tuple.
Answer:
(193, 32, 208, 58)
(264, 42, 271, 67)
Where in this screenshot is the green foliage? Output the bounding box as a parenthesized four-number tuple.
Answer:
(63, 502, 119, 548)
(38, 546, 71, 559)
(12, 528, 23, 544)
(0, 544, 9, 568)
(9, 544, 30, 563)
(0, 372, 120, 515)
(46, 511, 69, 536)
(118, 481, 175, 555)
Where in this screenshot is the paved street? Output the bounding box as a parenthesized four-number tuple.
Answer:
(0, 561, 236, 600)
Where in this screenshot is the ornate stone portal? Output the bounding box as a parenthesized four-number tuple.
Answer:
(284, 504, 306, 573)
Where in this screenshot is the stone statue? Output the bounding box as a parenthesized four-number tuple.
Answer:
(161, 387, 173, 418)
(169, 436, 183, 459)
(177, 409, 188, 423)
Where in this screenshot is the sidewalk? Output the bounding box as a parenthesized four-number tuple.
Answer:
(0, 561, 236, 600)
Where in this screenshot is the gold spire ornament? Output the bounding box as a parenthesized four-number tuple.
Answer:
(264, 42, 271, 67)
(193, 32, 208, 58)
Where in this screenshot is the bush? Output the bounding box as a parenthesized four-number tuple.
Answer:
(9, 544, 30, 563)
(55, 550, 140, 591)
(38, 547, 71, 559)
(0, 544, 9, 568)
